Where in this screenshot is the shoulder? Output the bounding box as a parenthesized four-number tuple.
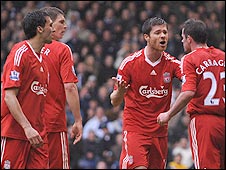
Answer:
(3, 44, 29, 69)
(181, 49, 198, 63)
(11, 41, 29, 53)
(211, 46, 225, 55)
(9, 41, 30, 61)
(57, 41, 73, 54)
(162, 51, 181, 65)
(57, 41, 71, 49)
(45, 40, 69, 49)
(119, 49, 144, 70)
(43, 41, 73, 56)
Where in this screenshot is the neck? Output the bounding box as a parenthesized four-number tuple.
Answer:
(192, 43, 208, 51)
(27, 39, 44, 53)
(145, 47, 162, 62)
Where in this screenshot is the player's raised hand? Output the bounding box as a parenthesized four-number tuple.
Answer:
(112, 77, 130, 93)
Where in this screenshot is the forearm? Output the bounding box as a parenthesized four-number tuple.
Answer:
(65, 83, 82, 122)
(168, 91, 195, 118)
(110, 90, 124, 107)
(4, 89, 31, 129)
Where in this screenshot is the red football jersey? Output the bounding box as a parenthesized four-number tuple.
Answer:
(1, 41, 49, 140)
(41, 40, 78, 132)
(116, 47, 182, 137)
(181, 46, 225, 118)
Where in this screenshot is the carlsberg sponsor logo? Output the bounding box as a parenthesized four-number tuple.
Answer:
(31, 81, 48, 96)
(139, 85, 168, 98)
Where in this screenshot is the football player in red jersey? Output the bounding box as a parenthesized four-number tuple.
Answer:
(40, 7, 83, 169)
(1, 10, 53, 169)
(110, 17, 182, 169)
(157, 18, 225, 169)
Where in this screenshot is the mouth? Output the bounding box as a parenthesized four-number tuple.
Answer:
(160, 40, 167, 47)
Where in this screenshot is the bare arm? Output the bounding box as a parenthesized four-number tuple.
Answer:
(110, 89, 125, 107)
(157, 90, 195, 125)
(4, 88, 43, 147)
(64, 82, 83, 144)
(110, 77, 130, 107)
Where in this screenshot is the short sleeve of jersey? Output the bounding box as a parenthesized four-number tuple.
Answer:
(3, 43, 27, 89)
(173, 59, 182, 81)
(114, 53, 137, 90)
(181, 55, 197, 92)
(59, 43, 78, 84)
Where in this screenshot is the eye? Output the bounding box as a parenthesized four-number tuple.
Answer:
(163, 30, 168, 34)
(60, 20, 65, 24)
(154, 31, 161, 35)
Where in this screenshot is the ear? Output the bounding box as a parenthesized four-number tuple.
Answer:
(37, 26, 44, 33)
(143, 34, 149, 41)
(187, 35, 192, 43)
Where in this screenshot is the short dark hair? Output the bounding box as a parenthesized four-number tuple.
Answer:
(142, 17, 167, 35)
(40, 7, 64, 22)
(182, 18, 208, 44)
(22, 9, 49, 39)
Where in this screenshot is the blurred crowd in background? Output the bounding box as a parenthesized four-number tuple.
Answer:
(1, 1, 225, 169)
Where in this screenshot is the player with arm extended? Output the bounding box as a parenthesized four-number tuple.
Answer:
(157, 18, 225, 169)
(1, 10, 53, 169)
(110, 17, 182, 169)
(40, 7, 83, 169)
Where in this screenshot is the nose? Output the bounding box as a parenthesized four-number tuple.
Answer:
(64, 23, 67, 29)
(160, 32, 167, 38)
(52, 27, 56, 33)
